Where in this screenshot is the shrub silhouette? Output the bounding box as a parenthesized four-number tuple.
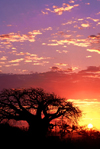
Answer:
(0, 88, 81, 140)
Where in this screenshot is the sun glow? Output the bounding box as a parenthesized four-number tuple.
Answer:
(88, 123, 93, 129)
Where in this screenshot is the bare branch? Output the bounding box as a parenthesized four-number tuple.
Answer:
(0, 87, 82, 137)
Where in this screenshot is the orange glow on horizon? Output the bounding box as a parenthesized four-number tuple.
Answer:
(67, 99, 100, 130)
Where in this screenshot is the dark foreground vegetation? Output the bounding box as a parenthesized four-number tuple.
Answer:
(1, 123, 100, 149)
(0, 88, 100, 148)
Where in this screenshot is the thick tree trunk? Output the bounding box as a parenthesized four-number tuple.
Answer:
(27, 117, 49, 140)
(24, 111, 50, 139)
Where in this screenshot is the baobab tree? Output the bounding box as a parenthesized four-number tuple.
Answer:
(0, 88, 81, 137)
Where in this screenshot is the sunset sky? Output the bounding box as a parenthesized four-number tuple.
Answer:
(0, 0, 100, 130)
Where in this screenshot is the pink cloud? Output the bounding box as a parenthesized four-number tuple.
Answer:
(55, 63, 68, 66)
(22, 70, 28, 72)
(69, 0, 75, 3)
(96, 12, 100, 15)
(50, 66, 60, 71)
(11, 63, 19, 66)
(42, 27, 52, 31)
(56, 50, 68, 54)
(85, 3, 90, 5)
(87, 17, 99, 22)
(25, 60, 33, 63)
(0, 62, 5, 64)
(88, 35, 99, 39)
(79, 66, 100, 73)
(86, 55, 92, 58)
(50, 66, 78, 72)
(87, 49, 100, 54)
(41, 10, 48, 15)
(33, 63, 43, 66)
(0, 30, 42, 48)
(7, 24, 12, 27)
(5, 65, 11, 67)
(81, 23, 90, 28)
(9, 58, 24, 63)
(0, 56, 7, 60)
(44, 3, 79, 15)
(48, 38, 90, 47)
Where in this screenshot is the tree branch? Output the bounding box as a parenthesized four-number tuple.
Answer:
(48, 107, 66, 121)
(0, 101, 22, 114)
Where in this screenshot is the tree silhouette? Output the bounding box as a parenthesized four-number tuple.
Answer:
(0, 88, 81, 138)
(77, 125, 100, 139)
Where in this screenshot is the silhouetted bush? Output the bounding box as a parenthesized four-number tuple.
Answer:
(1, 123, 100, 148)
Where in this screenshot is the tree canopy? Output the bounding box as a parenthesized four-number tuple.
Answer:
(0, 88, 82, 136)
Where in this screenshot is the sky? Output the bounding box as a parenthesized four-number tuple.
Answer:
(0, 0, 100, 129)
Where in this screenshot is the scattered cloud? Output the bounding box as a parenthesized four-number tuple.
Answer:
(0, 51, 5, 53)
(24, 55, 51, 64)
(16, 52, 37, 57)
(0, 1, 100, 75)
(48, 43, 59, 46)
(42, 27, 52, 31)
(79, 66, 100, 73)
(0, 30, 42, 48)
(56, 50, 68, 54)
(63, 50, 68, 53)
(87, 49, 100, 54)
(88, 35, 99, 39)
(50, 66, 78, 72)
(76, 35, 83, 37)
(50, 66, 62, 71)
(62, 21, 73, 25)
(0, 56, 7, 60)
(61, 16, 99, 32)
(28, 30, 42, 35)
(69, 0, 75, 3)
(78, 18, 84, 21)
(57, 31, 72, 38)
(51, 31, 72, 39)
(41, 10, 48, 15)
(0, 62, 5, 64)
(12, 47, 16, 50)
(87, 17, 99, 22)
(88, 34, 100, 50)
(86, 55, 92, 58)
(5, 65, 11, 67)
(44, 3, 79, 15)
(0, 51, 51, 71)
(62, 16, 99, 29)
(62, 20, 77, 26)
(81, 23, 90, 28)
(33, 63, 43, 65)
(48, 38, 90, 47)
(85, 3, 90, 5)
(22, 70, 28, 72)
(42, 43, 46, 45)
(24, 60, 33, 63)
(55, 63, 68, 66)
(33, 61, 49, 66)
(97, 22, 100, 25)
(7, 25, 12, 27)
(96, 12, 100, 15)
(56, 50, 62, 53)
(9, 58, 24, 63)
(11, 63, 19, 66)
